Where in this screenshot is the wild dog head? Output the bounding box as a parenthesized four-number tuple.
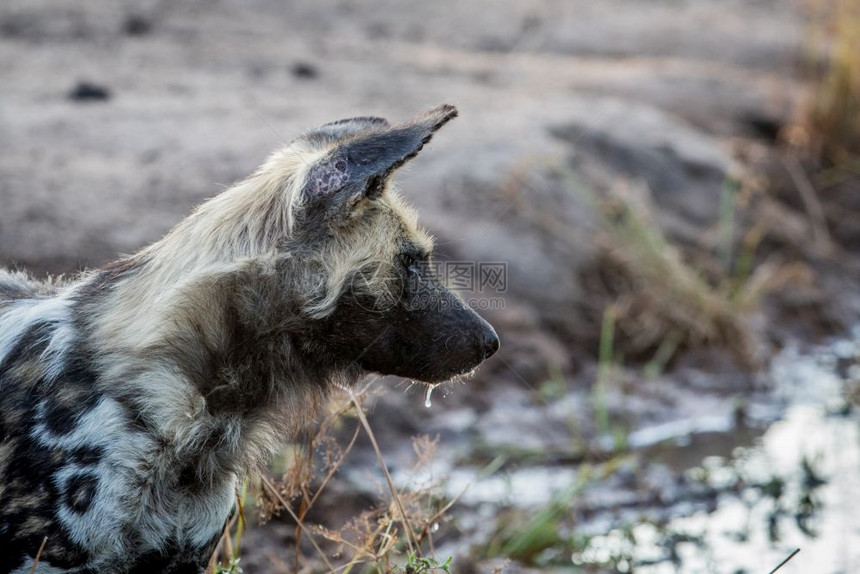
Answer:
(0, 106, 500, 573)
(263, 105, 499, 384)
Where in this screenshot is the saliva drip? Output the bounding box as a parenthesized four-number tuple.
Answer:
(423, 384, 435, 408)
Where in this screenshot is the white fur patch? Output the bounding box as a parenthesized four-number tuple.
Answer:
(40, 319, 77, 382)
(30, 395, 235, 567)
(0, 295, 72, 368)
(12, 560, 70, 573)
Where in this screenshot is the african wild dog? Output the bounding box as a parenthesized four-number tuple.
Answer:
(0, 105, 499, 572)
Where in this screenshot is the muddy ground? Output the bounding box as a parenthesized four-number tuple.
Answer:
(2, 0, 860, 573)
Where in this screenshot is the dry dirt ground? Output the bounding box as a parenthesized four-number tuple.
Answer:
(1, 0, 822, 366)
(4, 1, 858, 572)
(0, 0, 800, 275)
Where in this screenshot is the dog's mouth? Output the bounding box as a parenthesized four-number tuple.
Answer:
(351, 320, 499, 387)
(416, 368, 477, 407)
(358, 361, 479, 386)
(410, 365, 479, 387)
(443, 365, 479, 384)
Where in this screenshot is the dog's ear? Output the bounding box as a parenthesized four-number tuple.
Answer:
(310, 116, 391, 143)
(295, 105, 458, 223)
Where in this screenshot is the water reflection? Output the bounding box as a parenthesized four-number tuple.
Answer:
(576, 337, 860, 573)
(435, 333, 860, 572)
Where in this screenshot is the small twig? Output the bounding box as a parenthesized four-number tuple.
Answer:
(254, 111, 288, 146)
(423, 490, 464, 536)
(209, 503, 241, 571)
(333, 559, 369, 574)
(307, 422, 362, 510)
(294, 398, 363, 570)
(206, 549, 219, 574)
(295, 435, 315, 574)
(783, 155, 832, 253)
(768, 548, 800, 574)
(348, 388, 419, 555)
(29, 537, 47, 574)
(260, 475, 336, 572)
(267, 553, 294, 574)
(224, 526, 234, 562)
(233, 484, 246, 557)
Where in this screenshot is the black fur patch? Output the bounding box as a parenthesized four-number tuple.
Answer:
(0, 431, 90, 572)
(41, 359, 102, 436)
(126, 533, 222, 574)
(1, 320, 54, 370)
(43, 397, 81, 436)
(63, 472, 99, 514)
(68, 445, 105, 466)
(0, 322, 97, 571)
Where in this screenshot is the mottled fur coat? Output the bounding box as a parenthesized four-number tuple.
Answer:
(0, 105, 498, 572)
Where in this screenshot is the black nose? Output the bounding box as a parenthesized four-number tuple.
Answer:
(482, 326, 500, 359)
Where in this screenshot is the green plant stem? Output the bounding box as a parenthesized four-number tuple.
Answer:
(232, 480, 247, 560)
(719, 178, 738, 272)
(595, 306, 616, 438)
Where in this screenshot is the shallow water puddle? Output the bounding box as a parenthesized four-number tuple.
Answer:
(578, 403, 860, 572)
(577, 336, 860, 573)
(428, 333, 860, 572)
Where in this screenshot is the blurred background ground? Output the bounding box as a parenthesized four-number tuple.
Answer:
(2, 0, 860, 572)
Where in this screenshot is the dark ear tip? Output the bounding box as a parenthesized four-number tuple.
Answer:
(432, 103, 458, 117)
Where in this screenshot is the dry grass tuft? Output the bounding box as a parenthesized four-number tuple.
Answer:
(578, 178, 807, 369)
(800, 0, 860, 164)
(214, 382, 459, 573)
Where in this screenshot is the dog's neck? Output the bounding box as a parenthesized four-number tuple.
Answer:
(81, 257, 338, 480)
(76, 164, 341, 478)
